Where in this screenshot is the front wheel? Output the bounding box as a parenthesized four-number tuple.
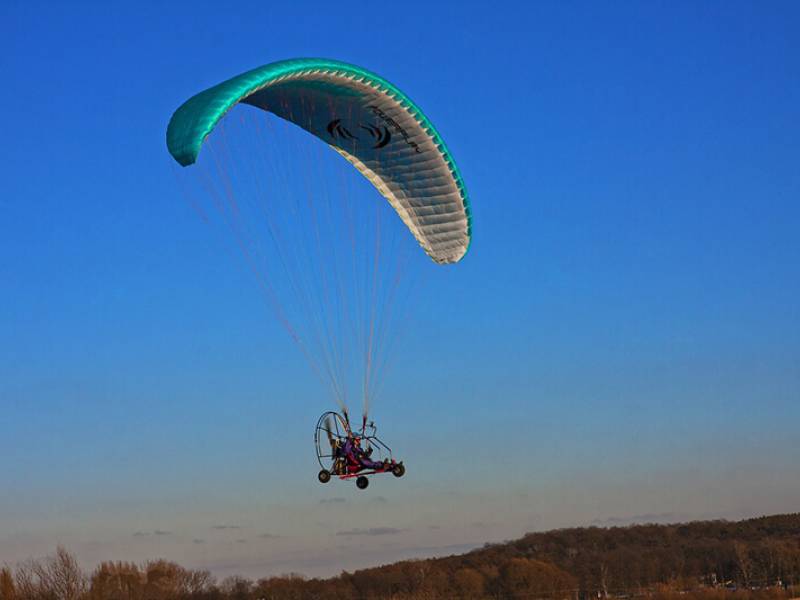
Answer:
(356, 476, 369, 490)
(318, 469, 331, 483)
(392, 463, 405, 478)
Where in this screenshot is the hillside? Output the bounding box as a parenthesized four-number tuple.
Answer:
(3, 513, 799, 600)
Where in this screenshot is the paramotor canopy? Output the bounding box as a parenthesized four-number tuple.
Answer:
(168, 58, 471, 264)
(167, 58, 471, 418)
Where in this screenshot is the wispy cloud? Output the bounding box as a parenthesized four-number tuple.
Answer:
(336, 527, 406, 537)
(257, 533, 281, 539)
(212, 525, 242, 530)
(591, 513, 686, 527)
(134, 529, 172, 537)
(320, 497, 347, 504)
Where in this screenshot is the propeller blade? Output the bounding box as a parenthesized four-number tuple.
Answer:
(325, 415, 335, 447)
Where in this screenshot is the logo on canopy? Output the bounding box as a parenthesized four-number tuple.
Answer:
(327, 119, 391, 149)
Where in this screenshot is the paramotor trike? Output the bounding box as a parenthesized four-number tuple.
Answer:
(314, 411, 405, 490)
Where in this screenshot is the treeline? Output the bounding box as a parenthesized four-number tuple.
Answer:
(492, 513, 800, 593)
(2, 513, 800, 599)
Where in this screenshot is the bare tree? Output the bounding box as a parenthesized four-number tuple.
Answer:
(89, 561, 144, 600)
(599, 562, 610, 598)
(734, 542, 752, 587)
(452, 568, 485, 599)
(181, 569, 215, 596)
(13, 547, 87, 600)
(219, 576, 251, 600)
(0, 567, 15, 600)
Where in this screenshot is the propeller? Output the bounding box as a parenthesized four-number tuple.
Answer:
(324, 415, 335, 448)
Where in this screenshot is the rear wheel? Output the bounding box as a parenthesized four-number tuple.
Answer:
(392, 463, 405, 478)
(318, 469, 331, 483)
(356, 476, 369, 490)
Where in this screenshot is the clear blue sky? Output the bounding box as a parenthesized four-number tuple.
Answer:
(1, 0, 798, 579)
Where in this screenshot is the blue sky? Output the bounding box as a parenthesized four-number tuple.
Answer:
(1, 0, 799, 578)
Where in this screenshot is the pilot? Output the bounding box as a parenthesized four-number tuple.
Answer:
(347, 436, 388, 471)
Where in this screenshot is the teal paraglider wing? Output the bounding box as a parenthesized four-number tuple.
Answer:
(166, 58, 471, 264)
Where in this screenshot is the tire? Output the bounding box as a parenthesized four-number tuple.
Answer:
(392, 463, 405, 478)
(356, 476, 369, 490)
(318, 469, 331, 483)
